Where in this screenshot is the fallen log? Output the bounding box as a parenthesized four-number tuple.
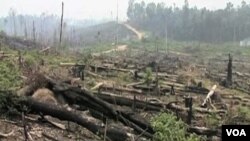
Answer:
(0, 130, 14, 138)
(40, 46, 51, 53)
(22, 97, 130, 141)
(44, 76, 154, 138)
(133, 84, 179, 94)
(137, 72, 177, 80)
(86, 70, 103, 78)
(93, 91, 166, 112)
(133, 85, 154, 91)
(161, 81, 185, 88)
(55, 88, 154, 138)
(188, 126, 219, 136)
(60, 62, 132, 73)
(95, 91, 225, 115)
(100, 85, 142, 94)
(184, 86, 209, 94)
(42, 132, 59, 141)
(43, 116, 66, 130)
(167, 102, 226, 114)
(91, 82, 104, 91)
(126, 81, 145, 87)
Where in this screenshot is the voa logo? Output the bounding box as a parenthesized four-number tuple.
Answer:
(226, 129, 246, 136)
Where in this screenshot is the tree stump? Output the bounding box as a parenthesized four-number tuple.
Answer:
(185, 97, 193, 125)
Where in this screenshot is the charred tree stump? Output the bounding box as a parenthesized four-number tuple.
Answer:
(133, 95, 136, 112)
(22, 112, 28, 141)
(18, 50, 22, 69)
(80, 70, 84, 81)
(185, 97, 193, 125)
(134, 70, 138, 80)
(170, 85, 175, 95)
(59, 2, 64, 46)
(226, 54, 233, 87)
(197, 81, 202, 87)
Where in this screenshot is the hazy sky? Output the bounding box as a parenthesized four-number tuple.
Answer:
(0, 0, 247, 21)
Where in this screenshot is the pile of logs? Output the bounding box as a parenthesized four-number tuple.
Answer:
(0, 74, 225, 140)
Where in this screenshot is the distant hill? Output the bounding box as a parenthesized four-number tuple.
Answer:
(71, 21, 137, 46)
(0, 14, 137, 48)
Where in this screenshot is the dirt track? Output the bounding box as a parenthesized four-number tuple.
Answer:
(92, 45, 128, 56)
(92, 23, 142, 57)
(122, 23, 144, 40)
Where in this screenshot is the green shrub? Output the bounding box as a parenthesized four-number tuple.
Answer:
(144, 67, 153, 85)
(0, 91, 27, 117)
(0, 61, 21, 90)
(223, 106, 250, 125)
(151, 112, 203, 141)
(205, 113, 220, 128)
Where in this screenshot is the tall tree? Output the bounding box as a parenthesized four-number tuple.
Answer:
(9, 8, 17, 36)
(59, 2, 64, 46)
(32, 20, 36, 42)
(127, 0, 250, 43)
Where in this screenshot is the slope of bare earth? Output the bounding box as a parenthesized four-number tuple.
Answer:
(74, 21, 137, 46)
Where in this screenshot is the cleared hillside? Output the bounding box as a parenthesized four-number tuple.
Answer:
(73, 21, 137, 46)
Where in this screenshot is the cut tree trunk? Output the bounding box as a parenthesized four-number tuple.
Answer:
(91, 82, 104, 91)
(43, 76, 154, 138)
(100, 85, 142, 94)
(201, 85, 217, 108)
(93, 91, 166, 112)
(21, 97, 130, 141)
(60, 63, 132, 73)
(188, 126, 219, 136)
(0, 130, 14, 138)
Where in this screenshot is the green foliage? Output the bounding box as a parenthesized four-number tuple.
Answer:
(151, 113, 203, 141)
(0, 91, 27, 117)
(82, 42, 114, 54)
(128, 1, 250, 43)
(23, 51, 40, 66)
(144, 67, 153, 85)
(238, 106, 250, 120)
(129, 39, 250, 60)
(117, 73, 132, 83)
(0, 61, 21, 90)
(205, 113, 220, 128)
(223, 106, 250, 125)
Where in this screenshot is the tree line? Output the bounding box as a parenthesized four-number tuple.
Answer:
(0, 9, 104, 47)
(127, 0, 250, 43)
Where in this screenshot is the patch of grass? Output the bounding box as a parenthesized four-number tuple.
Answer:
(128, 38, 250, 60)
(82, 42, 115, 53)
(223, 106, 250, 125)
(0, 91, 28, 117)
(204, 113, 220, 129)
(151, 112, 204, 141)
(117, 72, 132, 83)
(0, 61, 21, 90)
(144, 67, 153, 85)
